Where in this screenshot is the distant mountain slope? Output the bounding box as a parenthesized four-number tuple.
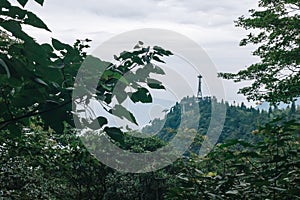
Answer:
(143, 96, 270, 144)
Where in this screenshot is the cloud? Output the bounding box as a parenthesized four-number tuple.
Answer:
(24, 0, 257, 44)
(23, 0, 259, 106)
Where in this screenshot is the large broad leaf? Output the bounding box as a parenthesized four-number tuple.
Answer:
(39, 101, 70, 133)
(115, 90, 127, 104)
(1, 20, 33, 41)
(137, 63, 165, 77)
(24, 12, 50, 31)
(152, 65, 165, 75)
(147, 78, 165, 89)
(12, 83, 47, 107)
(135, 65, 152, 81)
(41, 43, 54, 53)
(52, 38, 72, 51)
(110, 105, 138, 125)
(129, 87, 152, 103)
(23, 40, 50, 66)
(104, 127, 124, 144)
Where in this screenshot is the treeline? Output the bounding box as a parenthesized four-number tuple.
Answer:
(143, 96, 271, 144)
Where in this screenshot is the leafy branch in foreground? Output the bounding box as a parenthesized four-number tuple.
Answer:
(0, 0, 173, 144)
(219, 0, 300, 104)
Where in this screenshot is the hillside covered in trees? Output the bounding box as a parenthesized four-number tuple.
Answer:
(143, 96, 274, 144)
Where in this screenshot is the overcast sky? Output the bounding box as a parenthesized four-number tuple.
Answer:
(23, 0, 260, 106)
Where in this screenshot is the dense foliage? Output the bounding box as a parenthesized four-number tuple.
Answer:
(166, 116, 300, 199)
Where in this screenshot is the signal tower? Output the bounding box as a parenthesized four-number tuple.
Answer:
(197, 74, 203, 100)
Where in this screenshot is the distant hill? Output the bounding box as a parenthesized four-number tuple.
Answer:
(143, 96, 271, 145)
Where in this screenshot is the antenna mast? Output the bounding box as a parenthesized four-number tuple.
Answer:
(197, 74, 203, 100)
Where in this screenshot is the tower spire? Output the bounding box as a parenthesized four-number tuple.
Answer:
(197, 74, 202, 100)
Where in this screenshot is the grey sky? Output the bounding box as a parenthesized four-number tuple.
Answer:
(23, 0, 260, 106)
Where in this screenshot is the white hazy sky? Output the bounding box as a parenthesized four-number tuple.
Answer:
(22, 0, 260, 106)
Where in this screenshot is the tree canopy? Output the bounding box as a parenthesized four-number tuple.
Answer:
(219, 0, 300, 104)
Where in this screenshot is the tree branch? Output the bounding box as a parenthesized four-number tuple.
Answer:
(0, 100, 72, 130)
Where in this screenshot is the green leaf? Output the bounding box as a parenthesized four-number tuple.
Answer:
(147, 78, 165, 89)
(12, 84, 45, 107)
(37, 66, 63, 83)
(115, 90, 127, 104)
(1, 20, 33, 41)
(153, 46, 173, 56)
(22, 41, 50, 67)
(129, 87, 152, 103)
(104, 127, 124, 144)
(52, 38, 72, 51)
(119, 51, 132, 60)
(24, 12, 50, 31)
(17, 0, 29, 7)
(113, 55, 119, 61)
(97, 117, 108, 127)
(110, 105, 138, 125)
(152, 56, 165, 63)
(153, 65, 165, 75)
(41, 43, 54, 52)
(39, 101, 70, 133)
(147, 83, 165, 89)
(135, 66, 152, 81)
